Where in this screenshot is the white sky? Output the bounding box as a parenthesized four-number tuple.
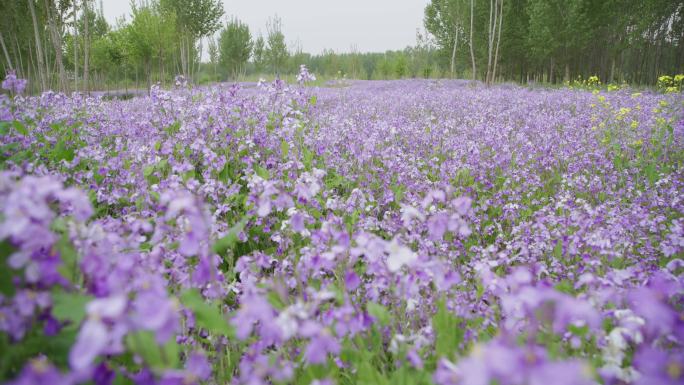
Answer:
(101, 0, 430, 55)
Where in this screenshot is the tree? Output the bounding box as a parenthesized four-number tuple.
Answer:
(127, 2, 175, 92)
(252, 34, 266, 74)
(160, 0, 223, 81)
(485, 0, 504, 85)
(469, 0, 476, 80)
(394, 52, 409, 78)
(44, 0, 67, 92)
(83, 0, 89, 93)
(265, 15, 288, 74)
(27, 0, 48, 91)
(424, 0, 468, 78)
(218, 18, 252, 80)
(207, 36, 218, 80)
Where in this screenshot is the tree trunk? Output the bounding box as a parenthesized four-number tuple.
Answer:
(194, 38, 202, 83)
(146, 58, 151, 95)
(73, 0, 78, 93)
(45, 0, 67, 92)
(492, 0, 503, 83)
(83, 0, 89, 94)
(450, 27, 459, 78)
(12, 34, 25, 79)
(43, 25, 52, 88)
(609, 57, 615, 83)
(28, 0, 48, 91)
(179, 31, 188, 79)
(486, 0, 494, 84)
(28, 40, 38, 93)
(469, 0, 476, 81)
(0, 32, 13, 70)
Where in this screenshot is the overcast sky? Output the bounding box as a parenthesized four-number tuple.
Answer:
(101, 0, 430, 55)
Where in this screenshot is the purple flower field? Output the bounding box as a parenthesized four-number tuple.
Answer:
(1, 71, 683, 385)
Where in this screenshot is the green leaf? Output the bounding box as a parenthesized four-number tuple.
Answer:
(357, 360, 389, 385)
(391, 183, 405, 204)
(0, 240, 16, 296)
(389, 365, 417, 385)
(125, 331, 165, 369)
(255, 165, 269, 179)
(366, 302, 391, 326)
(179, 289, 233, 337)
(432, 299, 463, 359)
(12, 121, 28, 136)
(55, 234, 79, 283)
(553, 239, 563, 259)
(280, 139, 289, 159)
(51, 291, 91, 324)
(51, 138, 76, 162)
(555, 280, 574, 295)
(143, 165, 155, 178)
(302, 147, 314, 170)
(212, 216, 249, 255)
(266, 290, 286, 310)
(644, 162, 658, 185)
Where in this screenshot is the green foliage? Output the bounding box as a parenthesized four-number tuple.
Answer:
(51, 291, 92, 325)
(657, 75, 684, 93)
(179, 289, 234, 337)
(432, 299, 464, 360)
(160, 0, 224, 38)
(366, 302, 391, 326)
(424, 0, 468, 54)
(0, 241, 16, 296)
(125, 330, 181, 370)
(265, 15, 289, 74)
(214, 217, 249, 252)
(219, 18, 253, 79)
(252, 35, 267, 73)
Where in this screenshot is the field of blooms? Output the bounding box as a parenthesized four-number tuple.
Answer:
(1, 68, 683, 385)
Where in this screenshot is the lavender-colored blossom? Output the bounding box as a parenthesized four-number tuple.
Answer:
(8, 357, 71, 385)
(633, 346, 684, 385)
(2, 70, 27, 94)
(69, 295, 127, 371)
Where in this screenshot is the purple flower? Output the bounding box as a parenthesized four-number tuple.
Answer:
(2, 70, 27, 94)
(8, 357, 71, 385)
(92, 362, 115, 385)
(385, 238, 417, 272)
(633, 346, 684, 385)
(69, 295, 127, 371)
(628, 275, 682, 339)
(158, 351, 212, 385)
(290, 211, 306, 233)
(344, 270, 361, 291)
(130, 290, 179, 343)
(231, 294, 277, 340)
(302, 326, 340, 365)
(406, 349, 424, 369)
(427, 213, 449, 241)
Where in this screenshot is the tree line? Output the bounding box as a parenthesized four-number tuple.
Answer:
(1, 0, 682, 94)
(424, 0, 684, 85)
(0, 0, 225, 94)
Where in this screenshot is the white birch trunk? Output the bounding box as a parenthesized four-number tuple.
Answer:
(28, 0, 48, 91)
(469, 0, 476, 81)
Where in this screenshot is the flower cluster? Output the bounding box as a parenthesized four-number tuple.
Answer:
(1, 70, 683, 385)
